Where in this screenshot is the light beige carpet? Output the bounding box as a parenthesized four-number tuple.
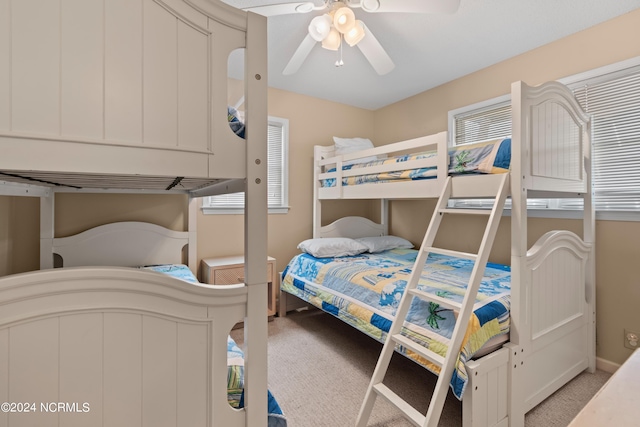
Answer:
(231, 307, 610, 427)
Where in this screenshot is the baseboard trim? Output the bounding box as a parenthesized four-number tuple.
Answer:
(596, 356, 620, 374)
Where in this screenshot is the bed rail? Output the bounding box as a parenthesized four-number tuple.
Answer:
(314, 132, 448, 200)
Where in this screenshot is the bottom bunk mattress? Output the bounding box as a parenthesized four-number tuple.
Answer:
(142, 264, 286, 427)
(280, 249, 511, 400)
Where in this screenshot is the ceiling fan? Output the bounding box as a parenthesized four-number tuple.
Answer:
(245, 0, 461, 76)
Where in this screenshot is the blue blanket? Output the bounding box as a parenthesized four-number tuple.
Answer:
(281, 249, 511, 400)
(323, 138, 511, 187)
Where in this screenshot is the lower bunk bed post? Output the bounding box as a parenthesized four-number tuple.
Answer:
(462, 348, 510, 427)
(242, 7, 269, 426)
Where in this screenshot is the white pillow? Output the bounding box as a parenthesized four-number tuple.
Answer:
(297, 237, 368, 258)
(356, 235, 414, 253)
(333, 137, 378, 166)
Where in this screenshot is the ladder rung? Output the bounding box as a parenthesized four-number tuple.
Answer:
(373, 383, 425, 426)
(391, 333, 445, 367)
(439, 208, 491, 215)
(408, 288, 462, 312)
(424, 246, 478, 261)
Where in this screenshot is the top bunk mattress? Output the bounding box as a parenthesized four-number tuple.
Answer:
(280, 248, 511, 400)
(321, 137, 511, 188)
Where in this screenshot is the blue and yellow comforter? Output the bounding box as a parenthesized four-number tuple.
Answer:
(280, 249, 511, 400)
(323, 137, 511, 187)
(142, 264, 287, 427)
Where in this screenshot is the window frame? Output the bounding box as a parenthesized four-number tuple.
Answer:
(202, 115, 290, 215)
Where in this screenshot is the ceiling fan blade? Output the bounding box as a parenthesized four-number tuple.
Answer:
(282, 34, 317, 75)
(356, 0, 461, 14)
(244, 2, 324, 17)
(356, 22, 394, 75)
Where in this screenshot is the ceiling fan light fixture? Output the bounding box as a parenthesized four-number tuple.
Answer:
(295, 3, 315, 13)
(361, 0, 380, 12)
(344, 20, 365, 46)
(321, 27, 341, 51)
(333, 6, 356, 34)
(308, 14, 332, 42)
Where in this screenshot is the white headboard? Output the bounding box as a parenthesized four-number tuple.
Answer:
(52, 222, 190, 268)
(318, 216, 386, 239)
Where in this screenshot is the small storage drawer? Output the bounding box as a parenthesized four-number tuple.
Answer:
(212, 265, 245, 285)
(211, 263, 274, 285)
(200, 255, 277, 317)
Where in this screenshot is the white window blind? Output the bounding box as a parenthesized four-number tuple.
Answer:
(573, 70, 640, 211)
(203, 116, 289, 214)
(453, 101, 511, 145)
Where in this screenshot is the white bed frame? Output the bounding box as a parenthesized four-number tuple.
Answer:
(292, 80, 596, 427)
(1, 221, 255, 427)
(0, 1, 270, 426)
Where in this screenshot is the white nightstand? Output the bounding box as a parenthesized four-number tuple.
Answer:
(200, 255, 277, 317)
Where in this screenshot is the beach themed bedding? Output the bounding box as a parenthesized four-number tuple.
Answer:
(322, 137, 511, 188)
(141, 264, 287, 427)
(280, 249, 511, 400)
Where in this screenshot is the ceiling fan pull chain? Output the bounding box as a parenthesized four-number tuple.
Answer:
(336, 34, 345, 67)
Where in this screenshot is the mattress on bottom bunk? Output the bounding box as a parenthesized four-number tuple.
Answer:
(280, 249, 511, 400)
(142, 264, 287, 427)
(322, 137, 511, 187)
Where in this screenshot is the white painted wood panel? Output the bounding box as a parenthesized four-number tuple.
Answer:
(531, 101, 581, 182)
(531, 248, 583, 338)
(12, 0, 60, 135)
(61, 0, 104, 139)
(208, 19, 247, 177)
(142, 315, 178, 427)
(9, 318, 59, 427)
(177, 322, 209, 426)
(0, 0, 9, 131)
(144, 0, 179, 147)
(487, 368, 499, 425)
(178, 21, 209, 150)
(59, 313, 103, 427)
(159, 0, 208, 28)
(105, 0, 144, 143)
(104, 313, 143, 427)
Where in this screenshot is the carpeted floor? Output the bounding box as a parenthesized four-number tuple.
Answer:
(231, 307, 611, 427)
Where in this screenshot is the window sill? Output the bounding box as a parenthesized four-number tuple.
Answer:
(201, 206, 290, 215)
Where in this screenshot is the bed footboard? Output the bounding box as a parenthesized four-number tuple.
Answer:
(0, 268, 249, 427)
(507, 230, 593, 426)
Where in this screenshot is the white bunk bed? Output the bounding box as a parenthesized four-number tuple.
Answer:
(1, 221, 286, 427)
(281, 80, 595, 427)
(0, 0, 272, 426)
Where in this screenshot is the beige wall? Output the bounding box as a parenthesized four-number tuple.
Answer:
(374, 8, 640, 366)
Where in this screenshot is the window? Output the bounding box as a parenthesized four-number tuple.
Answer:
(448, 57, 640, 220)
(202, 116, 289, 214)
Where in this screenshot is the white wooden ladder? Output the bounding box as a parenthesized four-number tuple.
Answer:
(356, 173, 510, 427)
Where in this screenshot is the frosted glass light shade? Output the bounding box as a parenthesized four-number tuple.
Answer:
(333, 6, 355, 34)
(308, 14, 332, 42)
(321, 27, 341, 51)
(361, 0, 380, 12)
(344, 20, 365, 46)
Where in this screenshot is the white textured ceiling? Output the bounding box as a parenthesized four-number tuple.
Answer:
(223, 0, 640, 110)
